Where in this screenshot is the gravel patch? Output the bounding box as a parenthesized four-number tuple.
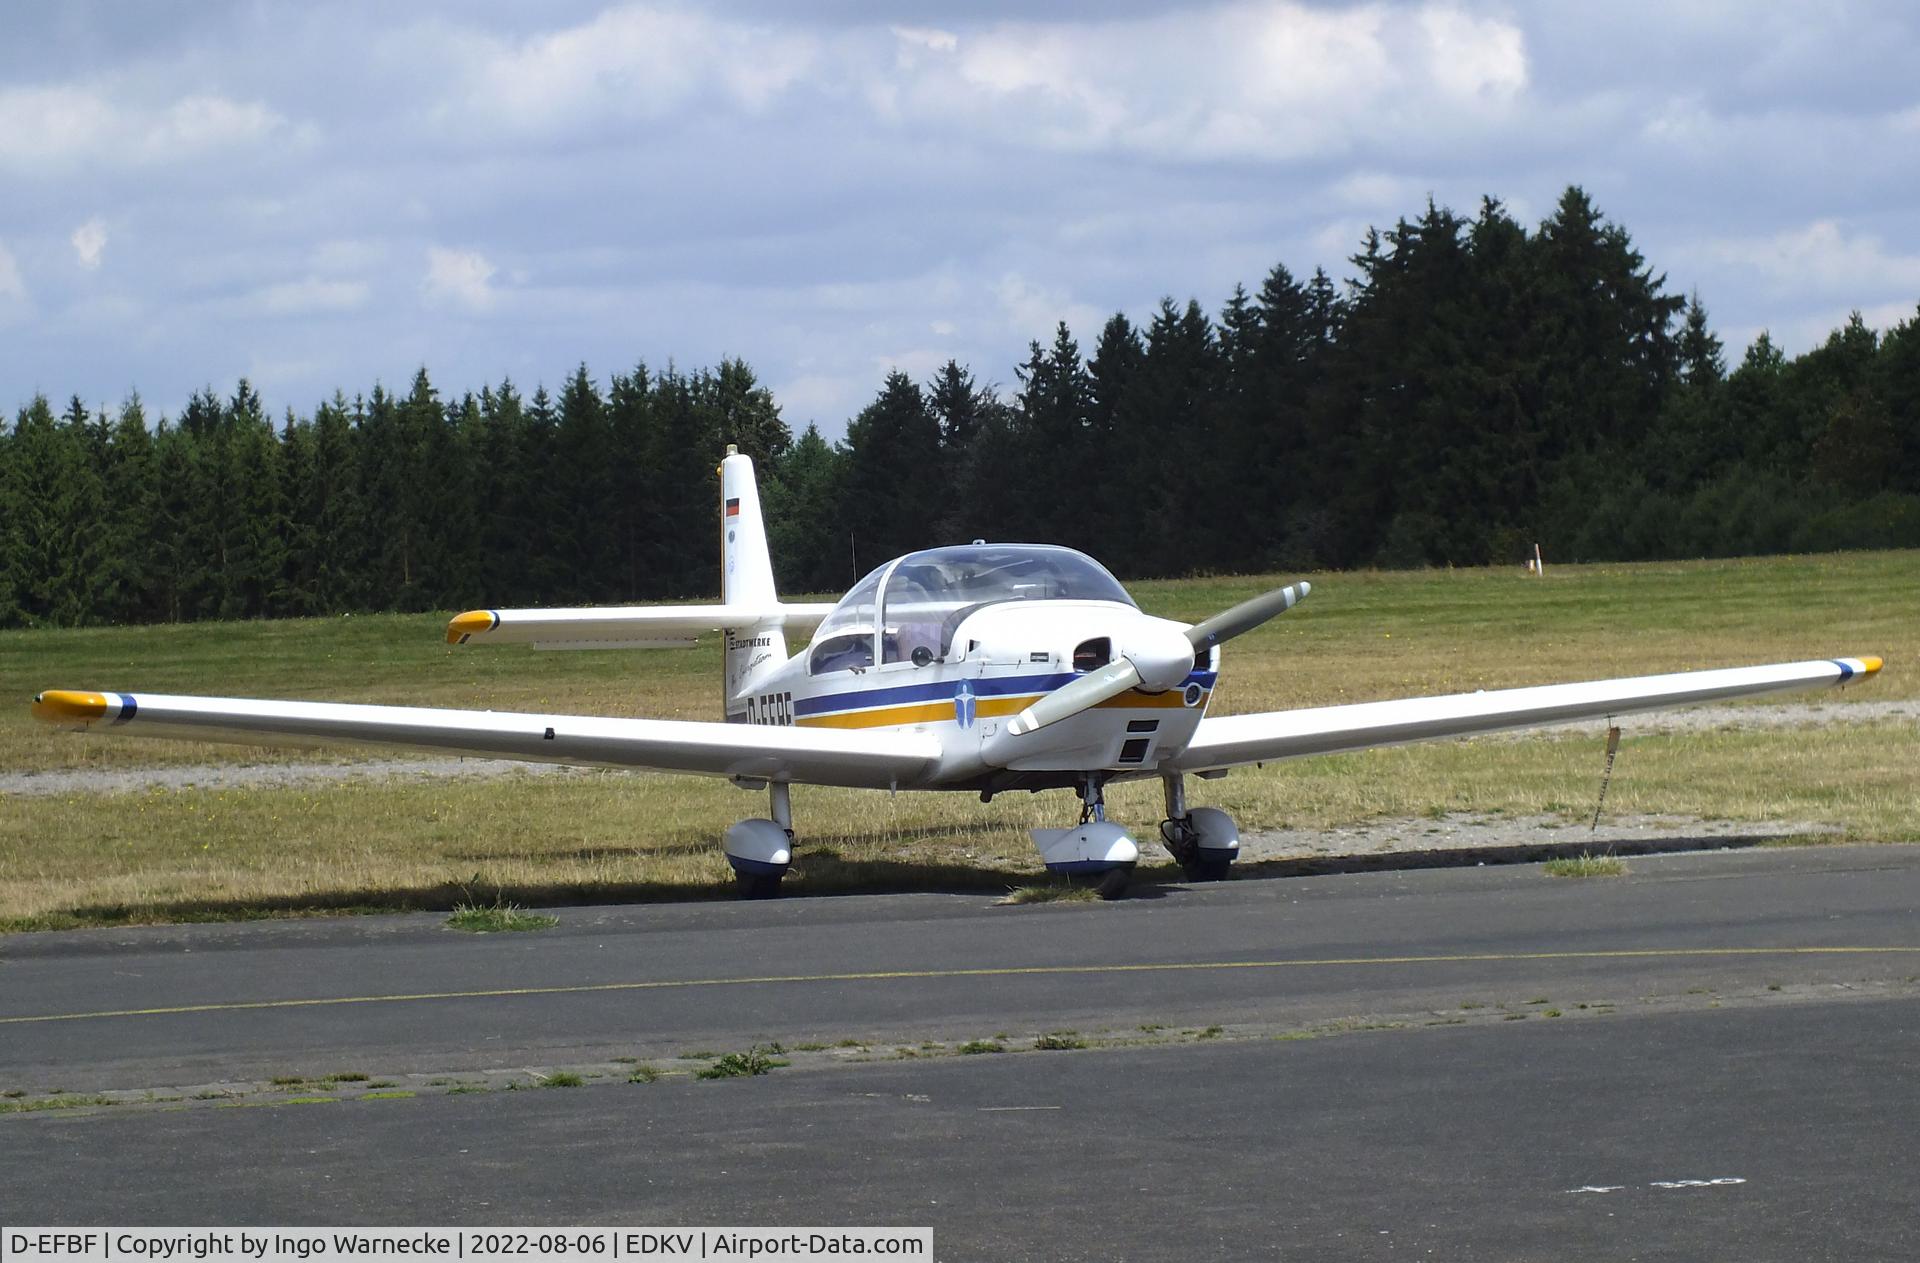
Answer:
(1235, 811, 1840, 865)
(0, 756, 585, 798)
(1515, 697, 1913, 737)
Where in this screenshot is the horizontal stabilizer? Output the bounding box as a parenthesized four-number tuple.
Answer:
(447, 603, 836, 649)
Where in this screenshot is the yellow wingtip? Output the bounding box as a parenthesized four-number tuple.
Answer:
(1861, 656, 1883, 676)
(32, 689, 110, 723)
(446, 610, 497, 645)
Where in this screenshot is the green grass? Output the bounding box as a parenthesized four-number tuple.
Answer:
(0, 1094, 115, 1114)
(445, 902, 559, 933)
(695, 1046, 789, 1080)
(2, 552, 1912, 929)
(541, 1071, 585, 1088)
(957, 1039, 1006, 1055)
(1542, 854, 1629, 878)
(1034, 1031, 1086, 1050)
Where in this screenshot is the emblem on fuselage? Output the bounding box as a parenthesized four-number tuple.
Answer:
(954, 680, 976, 729)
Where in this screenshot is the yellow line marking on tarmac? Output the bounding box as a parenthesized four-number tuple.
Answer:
(4, 946, 1918, 1027)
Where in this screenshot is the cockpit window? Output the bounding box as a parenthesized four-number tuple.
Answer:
(811, 546, 1136, 671)
(895, 545, 1141, 665)
(809, 563, 885, 674)
(809, 633, 874, 675)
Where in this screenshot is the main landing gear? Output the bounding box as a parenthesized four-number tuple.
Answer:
(726, 774, 1241, 902)
(1158, 772, 1240, 883)
(724, 781, 793, 899)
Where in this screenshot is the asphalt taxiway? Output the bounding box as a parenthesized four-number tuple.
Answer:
(5, 845, 1920, 1258)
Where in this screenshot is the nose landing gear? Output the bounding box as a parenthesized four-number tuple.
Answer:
(1029, 776, 1139, 899)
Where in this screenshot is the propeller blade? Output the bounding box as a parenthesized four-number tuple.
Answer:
(1005, 659, 1142, 737)
(1184, 581, 1310, 651)
(1001, 583, 1310, 742)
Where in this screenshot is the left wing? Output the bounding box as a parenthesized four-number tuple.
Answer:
(30, 691, 939, 790)
(1173, 656, 1883, 774)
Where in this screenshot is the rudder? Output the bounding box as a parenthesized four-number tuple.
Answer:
(719, 447, 788, 714)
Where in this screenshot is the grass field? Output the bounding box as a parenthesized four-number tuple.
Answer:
(2, 551, 1914, 930)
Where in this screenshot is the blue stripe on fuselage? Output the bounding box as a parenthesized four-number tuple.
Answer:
(795, 670, 1219, 718)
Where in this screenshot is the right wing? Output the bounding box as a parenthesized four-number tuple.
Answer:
(31, 691, 939, 790)
(1173, 656, 1884, 774)
(447, 603, 837, 649)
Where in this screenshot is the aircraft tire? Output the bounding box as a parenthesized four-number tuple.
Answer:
(736, 872, 785, 900)
(1180, 854, 1234, 883)
(1094, 866, 1133, 900)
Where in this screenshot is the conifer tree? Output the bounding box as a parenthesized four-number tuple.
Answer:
(552, 364, 614, 601)
(0, 409, 19, 627)
(765, 423, 846, 593)
(841, 370, 943, 568)
(97, 393, 158, 621)
(708, 357, 790, 463)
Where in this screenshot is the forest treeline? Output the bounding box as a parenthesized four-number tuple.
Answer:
(3, 186, 1917, 629)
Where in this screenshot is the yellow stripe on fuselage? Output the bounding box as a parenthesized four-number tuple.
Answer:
(795, 689, 1209, 730)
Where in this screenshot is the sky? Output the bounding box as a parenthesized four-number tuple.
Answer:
(3, 1, 1918, 437)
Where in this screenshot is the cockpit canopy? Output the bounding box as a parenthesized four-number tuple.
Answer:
(809, 544, 1136, 674)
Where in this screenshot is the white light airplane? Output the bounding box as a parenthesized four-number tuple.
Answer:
(34, 447, 1885, 899)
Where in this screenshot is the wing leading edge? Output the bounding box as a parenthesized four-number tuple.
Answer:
(1173, 656, 1883, 774)
(30, 691, 940, 790)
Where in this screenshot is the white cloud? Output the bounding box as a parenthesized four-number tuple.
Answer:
(423, 247, 499, 310)
(257, 277, 372, 315)
(1707, 220, 1920, 296)
(442, 5, 816, 134)
(879, 1, 1528, 162)
(1418, 6, 1527, 102)
(312, 240, 387, 273)
(71, 218, 107, 270)
(1331, 171, 1415, 207)
(153, 94, 286, 153)
(0, 240, 29, 325)
(772, 371, 868, 426)
(891, 26, 958, 55)
(872, 347, 950, 383)
(0, 86, 287, 169)
(0, 241, 28, 300)
(994, 273, 1103, 341)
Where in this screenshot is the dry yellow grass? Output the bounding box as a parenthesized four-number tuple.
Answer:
(2, 721, 1912, 930)
(1, 551, 1913, 928)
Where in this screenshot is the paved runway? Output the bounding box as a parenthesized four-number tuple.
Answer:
(6, 845, 1920, 1258)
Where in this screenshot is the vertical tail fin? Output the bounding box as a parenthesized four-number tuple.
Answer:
(718, 447, 788, 714)
(720, 446, 777, 608)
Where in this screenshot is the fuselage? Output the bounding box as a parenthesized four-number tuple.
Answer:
(728, 545, 1218, 793)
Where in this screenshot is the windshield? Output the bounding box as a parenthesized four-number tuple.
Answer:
(809, 562, 887, 674)
(810, 545, 1136, 672)
(814, 545, 1136, 667)
(885, 545, 1133, 664)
